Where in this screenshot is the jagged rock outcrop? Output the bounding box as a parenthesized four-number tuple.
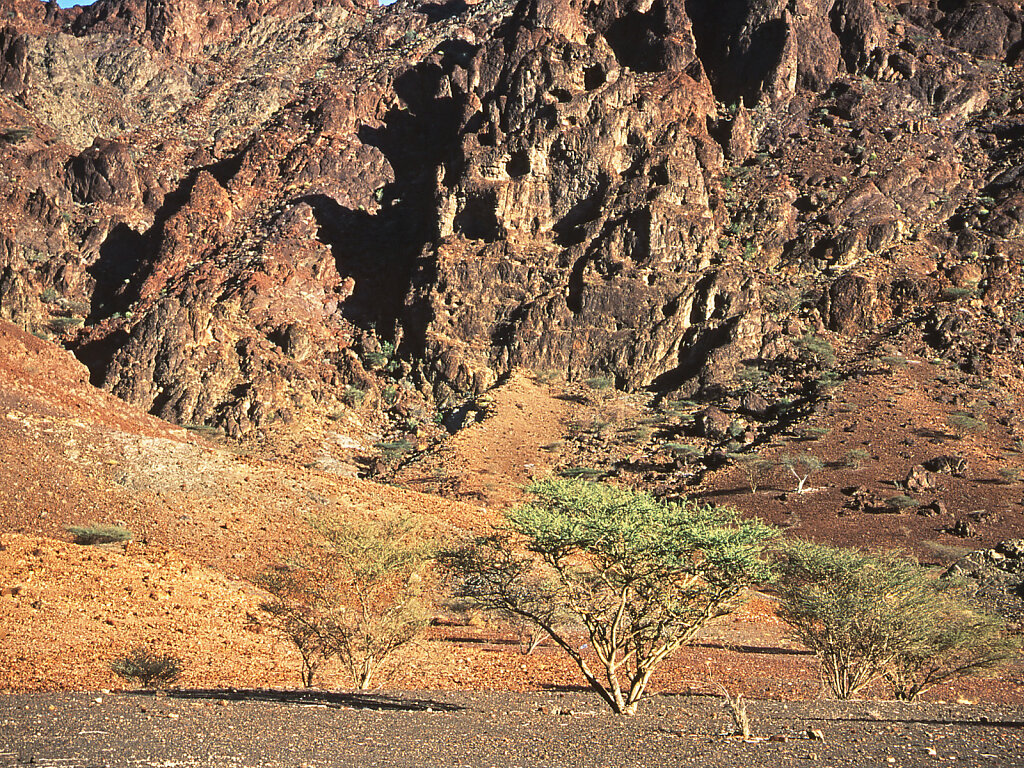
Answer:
(0, 25, 29, 96)
(68, 139, 142, 205)
(72, 0, 378, 58)
(942, 0, 1023, 62)
(685, 0, 887, 105)
(409, 0, 737, 399)
(1, 0, 1024, 452)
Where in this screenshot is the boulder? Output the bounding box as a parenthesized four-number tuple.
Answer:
(942, 1, 1023, 62)
(695, 406, 732, 440)
(67, 139, 141, 205)
(904, 465, 936, 493)
(822, 273, 889, 334)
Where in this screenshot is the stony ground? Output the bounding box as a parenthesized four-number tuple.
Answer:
(2, 691, 1023, 768)
(3, 1, 1024, 764)
(2, 319, 1024, 765)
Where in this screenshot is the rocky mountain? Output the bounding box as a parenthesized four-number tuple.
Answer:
(1, 0, 1023, 472)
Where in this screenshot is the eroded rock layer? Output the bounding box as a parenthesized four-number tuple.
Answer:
(1, 0, 1023, 462)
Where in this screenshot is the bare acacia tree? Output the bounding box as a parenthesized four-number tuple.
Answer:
(442, 478, 776, 715)
(780, 454, 823, 493)
(260, 515, 432, 690)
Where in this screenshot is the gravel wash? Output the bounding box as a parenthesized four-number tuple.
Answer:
(1, 691, 1023, 767)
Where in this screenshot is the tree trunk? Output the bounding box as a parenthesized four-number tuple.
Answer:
(358, 657, 374, 690)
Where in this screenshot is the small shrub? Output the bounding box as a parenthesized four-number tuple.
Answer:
(773, 398, 798, 418)
(619, 425, 651, 441)
(663, 442, 703, 460)
(661, 399, 698, 415)
(111, 646, 182, 688)
(887, 495, 920, 512)
(67, 523, 134, 546)
(259, 515, 433, 690)
(813, 371, 844, 397)
(947, 412, 987, 435)
(844, 448, 870, 469)
(922, 540, 972, 562)
(943, 286, 975, 300)
(531, 369, 561, 385)
(736, 364, 765, 387)
(879, 355, 909, 369)
(375, 438, 413, 465)
(0, 126, 33, 144)
(363, 341, 395, 371)
(184, 423, 220, 437)
(780, 454, 823, 493)
(801, 426, 830, 441)
(796, 333, 836, 369)
(48, 317, 83, 332)
(364, 351, 388, 369)
(584, 375, 615, 391)
(998, 468, 1022, 484)
(777, 542, 1016, 701)
(40, 288, 59, 304)
(729, 453, 774, 494)
(342, 385, 366, 407)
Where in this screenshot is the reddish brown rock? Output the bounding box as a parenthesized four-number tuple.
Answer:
(0, 0, 1021, 448)
(942, 0, 1023, 62)
(68, 139, 141, 205)
(0, 25, 28, 96)
(822, 273, 890, 334)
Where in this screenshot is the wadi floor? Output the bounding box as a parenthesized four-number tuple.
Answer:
(1, 322, 1024, 764)
(3, 691, 1024, 768)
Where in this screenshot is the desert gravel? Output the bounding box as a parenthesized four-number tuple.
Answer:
(2, 690, 1023, 767)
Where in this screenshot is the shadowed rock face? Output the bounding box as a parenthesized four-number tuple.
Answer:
(68, 139, 141, 205)
(1, 0, 1023, 447)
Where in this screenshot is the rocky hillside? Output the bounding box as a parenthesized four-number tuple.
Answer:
(1, 0, 1024, 473)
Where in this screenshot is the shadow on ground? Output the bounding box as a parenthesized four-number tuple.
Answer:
(155, 688, 463, 712)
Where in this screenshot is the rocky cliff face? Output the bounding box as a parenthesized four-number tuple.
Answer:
(1, 0, 1023, 465)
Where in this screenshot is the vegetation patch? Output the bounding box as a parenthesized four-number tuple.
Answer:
(66, 523, 134, 546)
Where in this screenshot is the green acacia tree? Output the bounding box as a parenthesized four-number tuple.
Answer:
(776, 541, 1016, 701)
(442, 478, 776, 715)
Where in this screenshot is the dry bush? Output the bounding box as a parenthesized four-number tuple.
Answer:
(777, 541, 1016, 701)
(111, 646, 182, 688)
(66, 523, 134, 545)
(260, 515, 433, 690)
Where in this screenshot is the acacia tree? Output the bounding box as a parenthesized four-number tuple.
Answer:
(442, 478, 776, 715)
(776, 541, 1016, 700)
(780, 454, 823, 493)
(884, 603, 1015, 701)
(260, 515, 432, 690)
(258, 567, 334, 687)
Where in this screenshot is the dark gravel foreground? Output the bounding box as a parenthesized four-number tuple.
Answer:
(1, 690, 1022, 768)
